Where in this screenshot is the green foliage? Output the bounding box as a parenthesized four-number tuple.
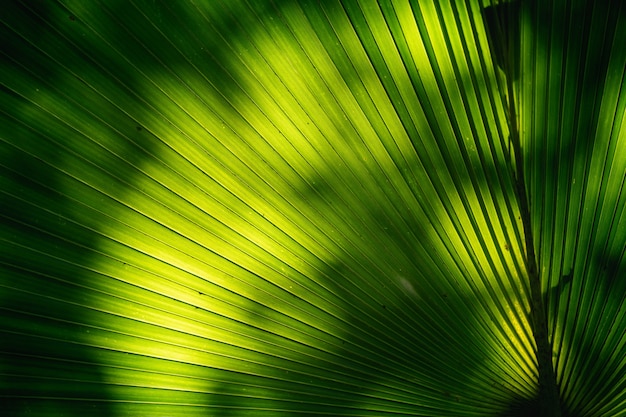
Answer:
(1, 0, 624, 416)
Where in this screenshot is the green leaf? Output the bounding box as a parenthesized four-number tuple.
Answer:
(1, 0, 624, 416)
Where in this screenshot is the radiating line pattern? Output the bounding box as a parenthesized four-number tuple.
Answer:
(0, 0, 624, 416)
(518, 1, 626, 415)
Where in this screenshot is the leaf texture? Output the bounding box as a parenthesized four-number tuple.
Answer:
(0, 0, 624, 416)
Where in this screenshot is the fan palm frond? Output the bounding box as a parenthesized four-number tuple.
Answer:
(1, 1, 624, 416)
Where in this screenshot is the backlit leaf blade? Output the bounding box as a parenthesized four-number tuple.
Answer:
(1, 0, 624, 416)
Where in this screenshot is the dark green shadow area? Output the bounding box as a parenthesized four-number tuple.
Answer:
(483, 0, 626, 415)
(307, 180, 518, 415)
(1, 3, 119, 415)
(482, 1, 521, 81)
(0, 2, 162, 414)
(530, 1, 625, 416)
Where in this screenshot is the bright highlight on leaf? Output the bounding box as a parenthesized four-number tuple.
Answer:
(1, 0, 624, 416)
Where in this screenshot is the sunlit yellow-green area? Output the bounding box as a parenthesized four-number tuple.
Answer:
(1, 0, 625, 416)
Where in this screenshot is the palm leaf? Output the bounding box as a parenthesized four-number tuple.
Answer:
(1, 0, 624, 416)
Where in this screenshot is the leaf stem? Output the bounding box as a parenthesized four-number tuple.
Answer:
(507, 76, 562, 416)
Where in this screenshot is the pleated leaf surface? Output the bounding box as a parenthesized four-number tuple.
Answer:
(1, 0, 624, 416)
